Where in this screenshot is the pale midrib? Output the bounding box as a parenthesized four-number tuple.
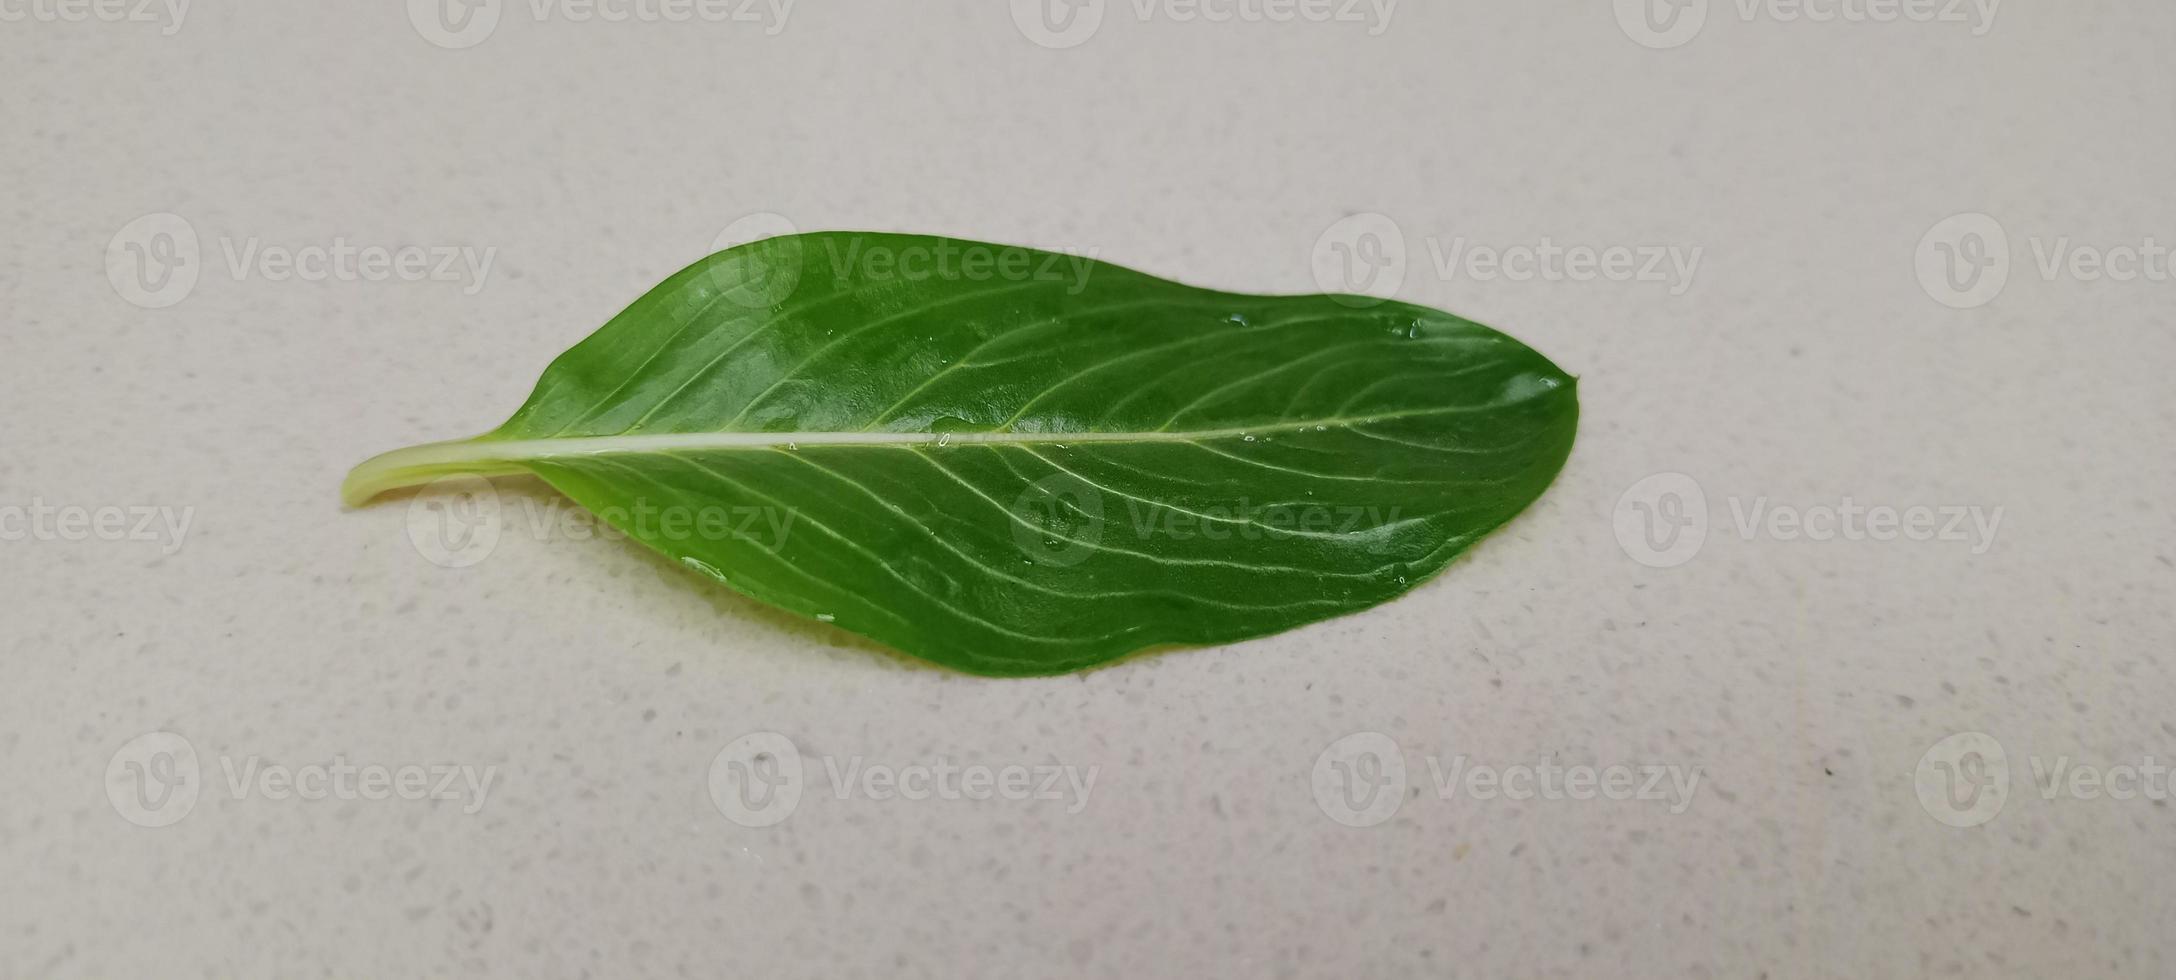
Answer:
(341, 404, 1492, 505)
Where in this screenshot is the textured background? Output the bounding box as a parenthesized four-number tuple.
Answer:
(4, 2, 2174, 977)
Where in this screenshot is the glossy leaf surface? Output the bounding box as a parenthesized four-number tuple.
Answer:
(345, 233, 1579, 675)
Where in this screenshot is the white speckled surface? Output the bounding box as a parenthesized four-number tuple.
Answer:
(4, 3, 2174, 977)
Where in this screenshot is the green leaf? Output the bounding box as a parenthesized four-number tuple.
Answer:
(345, 232, 1578, 676)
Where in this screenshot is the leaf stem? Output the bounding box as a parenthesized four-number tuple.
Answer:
(340, 438, 532, 507)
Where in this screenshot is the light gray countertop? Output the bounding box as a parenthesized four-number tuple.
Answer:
(4, 2, 2172, 977)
